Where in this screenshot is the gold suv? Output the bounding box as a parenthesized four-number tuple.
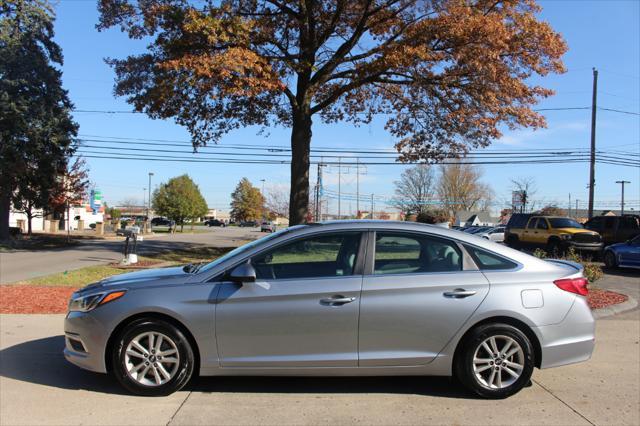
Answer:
(505, 214, 603, 253)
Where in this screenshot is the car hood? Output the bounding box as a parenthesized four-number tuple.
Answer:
(606, 242, 626, 250)
(555, 228, 598, 235)
(99, 266, 191, 288)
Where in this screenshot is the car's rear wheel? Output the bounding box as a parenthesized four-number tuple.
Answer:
(111, 319, 194, 396)
(456, 323, 534, 399)
(604, 251, 618, 269)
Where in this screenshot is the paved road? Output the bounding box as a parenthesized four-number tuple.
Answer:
(0, 314, 637, 426)
(0, 227, 262, 284)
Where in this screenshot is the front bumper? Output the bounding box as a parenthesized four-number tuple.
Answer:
(566, 241, 603, 252)
(64, 311, 109, 373)
(535, 296, 595, 369)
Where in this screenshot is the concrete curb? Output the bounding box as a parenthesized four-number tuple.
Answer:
(592, 294, 638, 319)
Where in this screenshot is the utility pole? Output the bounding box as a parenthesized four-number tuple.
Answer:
(588, 68, 598, 219)
(568, 193, 572, 218)
(356, 158, 360, 218)
(338, 157, 342, 219)
(576, 199, 579, 218)
(371, 194, 374, 220)
(260, 179, 265, 195)
(315, 161, 325, 221)
(616, 180, 631, 215)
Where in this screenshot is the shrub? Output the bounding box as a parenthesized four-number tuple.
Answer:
(415, 210, 450, 224)
(532, 247, 602, 284)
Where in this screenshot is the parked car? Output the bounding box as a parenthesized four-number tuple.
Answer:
(151, 217, 172, 227)
(505, 214, 602, 253)
(468, 226, 492, 234)
(64, 221, 594, 398)
(204, 219, 226, 227)
(477, 226, 505, 243)
(239, 220, 258, 227)
(603, 234, 640, 269)
(584, 215, 640, 246)
(260, 221, 277, 233)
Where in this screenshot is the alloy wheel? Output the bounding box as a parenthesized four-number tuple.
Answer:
(472, 335, 525, 389)
(124, 331, 180, 386)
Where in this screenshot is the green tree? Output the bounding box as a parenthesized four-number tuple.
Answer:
(98, 0, 566, 225)
(152, 175, 208, 232)
(230, 178, 264, 222)
(106, 206, 121, 224)
(0, 0, 78, 239)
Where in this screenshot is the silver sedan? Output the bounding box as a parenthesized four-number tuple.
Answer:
(64, 221, 594, 398)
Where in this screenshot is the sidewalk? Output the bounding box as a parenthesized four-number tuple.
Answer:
(1, 314, 638, 425)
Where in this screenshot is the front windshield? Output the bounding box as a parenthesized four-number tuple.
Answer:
(549, 218, 583, 229)
(195, 226, 305, 274)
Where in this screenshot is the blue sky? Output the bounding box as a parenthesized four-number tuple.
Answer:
(52, 0, 639, 214)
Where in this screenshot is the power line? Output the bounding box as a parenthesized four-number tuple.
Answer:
(598, 107, 640, 116)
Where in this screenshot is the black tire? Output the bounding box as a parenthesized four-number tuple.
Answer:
(546, 239, 563, 256)
(111, 319, 195, 396)
(506, 235, 519, 249)
(455, 323, 535, 399)
(604, 251, 618, 269)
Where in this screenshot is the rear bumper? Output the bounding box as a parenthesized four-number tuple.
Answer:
(535, 297, 595, 369)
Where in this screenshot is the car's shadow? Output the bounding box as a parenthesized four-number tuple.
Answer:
(0, 336, 472, 399)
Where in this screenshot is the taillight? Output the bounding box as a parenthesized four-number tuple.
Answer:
(554, 277, 589, 296)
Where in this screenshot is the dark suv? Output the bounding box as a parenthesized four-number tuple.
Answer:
(584, 215, 640, 245)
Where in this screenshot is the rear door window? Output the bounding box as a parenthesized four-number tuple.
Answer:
(373, 233, 462, 275)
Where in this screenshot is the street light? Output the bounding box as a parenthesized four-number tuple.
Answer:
(148, 172, 154, 220)
(260, 179, 266, 195)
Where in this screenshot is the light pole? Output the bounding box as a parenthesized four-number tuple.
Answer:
(616, 180, 630, 215)
(260, 179, 266, 195)
(147, 172, 154, 220)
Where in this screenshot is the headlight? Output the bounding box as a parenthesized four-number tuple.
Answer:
(559, 234, 572, 240)
(68, 290, 126, 312)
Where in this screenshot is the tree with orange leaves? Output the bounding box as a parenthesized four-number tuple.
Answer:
(98, 0, 566, 225)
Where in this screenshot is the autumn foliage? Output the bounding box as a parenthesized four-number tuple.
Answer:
(98, 0, 566, 224)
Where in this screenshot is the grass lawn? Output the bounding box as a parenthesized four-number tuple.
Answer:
(17, 265, 128, 287)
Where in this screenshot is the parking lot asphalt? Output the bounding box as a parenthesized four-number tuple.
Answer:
(1, 313, 638, 426)
(0, 227, 262, 284)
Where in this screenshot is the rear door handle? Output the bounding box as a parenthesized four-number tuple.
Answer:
(320, 295, 356, 306)
(443, 289, 477, 299)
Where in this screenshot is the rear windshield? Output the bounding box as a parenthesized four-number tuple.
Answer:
(548, 218, 583, 229)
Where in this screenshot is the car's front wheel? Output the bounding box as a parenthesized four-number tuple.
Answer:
(604, 251, 618, 269)
(111, 319, 195, 396)
(456, 323, 534, 399)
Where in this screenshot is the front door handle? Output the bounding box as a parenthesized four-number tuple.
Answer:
(320, 295, 356, 306)
(443, 288, 477, 299)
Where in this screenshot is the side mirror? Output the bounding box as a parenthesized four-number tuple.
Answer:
(229, 262, 256, 283)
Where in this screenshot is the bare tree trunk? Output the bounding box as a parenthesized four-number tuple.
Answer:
(289, 110, 312, 225)
(0, 190, 10, 240)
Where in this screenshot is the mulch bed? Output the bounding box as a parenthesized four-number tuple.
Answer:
(109, 259, 164, 269)
(0, 285, 630, 314)
(0, 285, 78, 314)
(587, 288, 629, 310)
